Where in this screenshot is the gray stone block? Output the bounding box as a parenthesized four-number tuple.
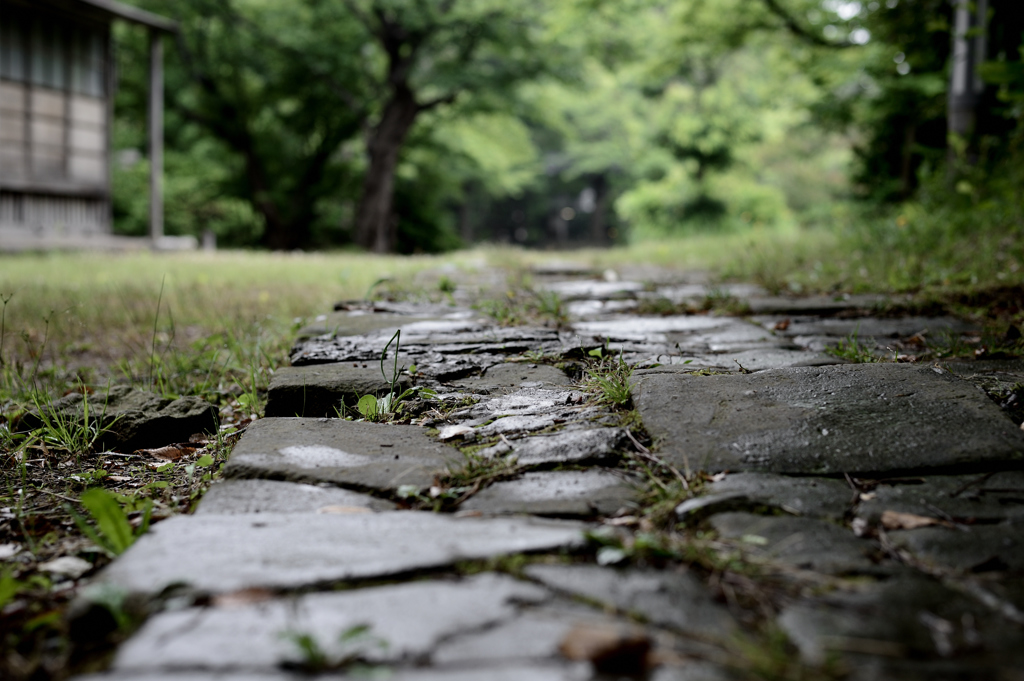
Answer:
(709, 512, 884, 575)
(461, 470, 638, 517)
(698, 472, 853, 520)
(475, 428, 628, 466)
(451, 362, 572, 392)
(264, 364, 410, 418)
(195, 479, 395, 515)
(224, 418, 460, 492)
(111, 574, 548, 671)
(887, 519, 1024, 572)
(21, 385, 218, 451)
(634, 364, 1024, 475)
(856, 471, 1024, 524)
(98, 511, 584, 595)
(524, 564, 735, 638)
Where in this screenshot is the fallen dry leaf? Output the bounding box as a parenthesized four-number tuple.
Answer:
(559, 623, 651, 674)
(774, 319, 791, 331)
(880, 510, 945, 530)
(137, 444, 197, 461)
(316, 505, 373, 515)
(212, 587, 275, 608)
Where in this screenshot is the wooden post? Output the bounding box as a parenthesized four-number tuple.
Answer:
(148, 29, 164, 242)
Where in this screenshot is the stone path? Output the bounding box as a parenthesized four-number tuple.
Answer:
(74, 267, 1024, 680)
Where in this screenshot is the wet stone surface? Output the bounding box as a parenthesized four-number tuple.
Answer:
(77, 268, 1024, 681)
(223, 417, 462, 492)
(633, 363, 1024, 475)
(461, 469, 639, 517)
(98, 512, 584, 595)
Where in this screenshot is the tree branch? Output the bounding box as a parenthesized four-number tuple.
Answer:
(760, 0, 855, 48)
(418, 91, 459, 112)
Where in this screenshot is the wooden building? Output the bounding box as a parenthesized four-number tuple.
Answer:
(0, 0, 175, 248)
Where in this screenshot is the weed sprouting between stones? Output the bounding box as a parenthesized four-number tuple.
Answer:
(581, 345, 634, 408)
(474, 288, 569, 328)
(824, 328, 881, 363)
(353, 329, 436, 422)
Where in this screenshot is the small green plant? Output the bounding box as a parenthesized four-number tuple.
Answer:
(356, 330, 434, 422)
(282, 624, 387, 673)
(69, 488, 152, 557)
(825, 329, 880, 363)
(29, 385, 119, 457)
(583, 346, 634, 408)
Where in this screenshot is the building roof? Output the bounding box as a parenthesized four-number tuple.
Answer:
(76, 0, 177, 31)
(19, 0, 179, 32)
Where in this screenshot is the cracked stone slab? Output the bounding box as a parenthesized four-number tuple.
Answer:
(762, 316, 977, 340)
(451, 362, 573, 392)
(887, 519, 1024, 572)
(778, 577, 1024, 669)
(195, 479, 395, 515)
(856, 471, 1024, 524)
(540, 280, 646, 301)
(695, 348, 839, 371)
(98, 512, 584, 595)
(524, 564, 736, 638)
(22, 385, 218, 452)
(573, 316, 736, 343)
(433, 603, 636, 667)
(110, 574, 549, 671)
(264, 364, 411, 418)
(744, 294, 889, 315)
(224, 418, 460, 492)
(75, 666, 590, 681)
(633, 364, 1024, 475)
(294, 311, 438, 341)
(709, 513, 885, 575)
(476, 428, 628, 466)
(461, 470, 639, 517)
(692, 473, 853, 520)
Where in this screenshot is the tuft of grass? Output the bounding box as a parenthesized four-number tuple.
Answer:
(824, 329, 880, 363)
(582, 346, 634, 408)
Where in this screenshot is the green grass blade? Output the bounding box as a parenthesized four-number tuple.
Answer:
(80, 488, 135, 555)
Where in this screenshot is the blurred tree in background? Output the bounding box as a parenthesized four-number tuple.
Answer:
(110, 0, 1024, 253)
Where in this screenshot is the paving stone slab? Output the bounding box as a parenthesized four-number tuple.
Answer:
(224, 418, 460, 492)
(461, 470, 639, 517)
(22, 385, 219, 452)
(763, 316, 977, 340)
(709, 513, 885, 574)
(573, 316, 736, 343)
(696, 348, 840, 371)
(856, 471, 1024, 524)
(634, 364, 1024, 475)
(778, 577, 1024, 667)
(744, 294, 889, 315)
(264, 364, 411, 418)
(692, 473, 853, 520)
(524, 564, 736, 638)
(476, 427, 628, 466)
(887, 519, 1024, 572)
(111, 574, 548, 671)
(75, 666, 590, 681)
(451, 362, 573, 392)
(195, 479, 395, 515)
(540, 280, 646, 300)
(98, 512, 584, 595)
(432, 603, 630, 666)
(294, 311, 437, 341)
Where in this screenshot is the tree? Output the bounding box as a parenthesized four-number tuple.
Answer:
(336, 0, 557, 252)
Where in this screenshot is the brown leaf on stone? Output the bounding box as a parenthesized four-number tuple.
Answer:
(880, 510, 944, 530)
(212, 587, 275, 609)
(773, 319, 791, 331)
(559, 623, 651, 674)
(316, 505, 373, 515)
(137, 445, 196, 461)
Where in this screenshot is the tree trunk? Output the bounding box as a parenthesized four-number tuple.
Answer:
(355, 89, 419, 253)
(589, 173, 608, 246)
